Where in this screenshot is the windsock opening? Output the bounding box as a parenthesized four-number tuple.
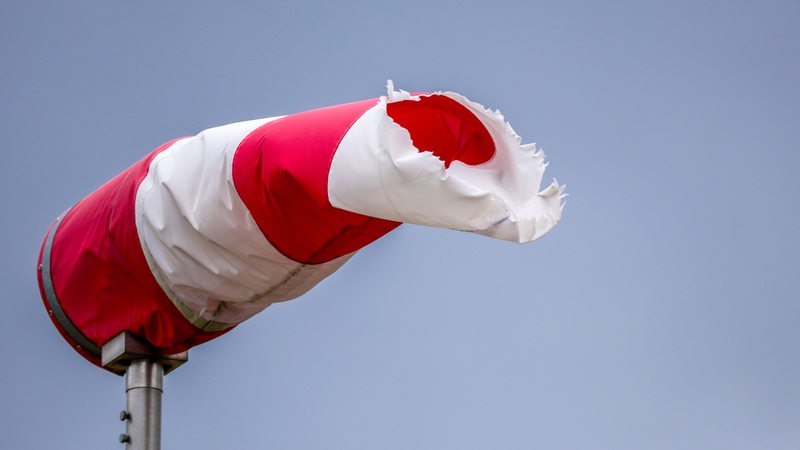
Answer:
(386, 95, 495, 168)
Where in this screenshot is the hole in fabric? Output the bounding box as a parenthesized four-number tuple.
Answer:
(386, 95, 495, 168)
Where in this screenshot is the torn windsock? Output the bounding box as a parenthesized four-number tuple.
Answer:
(37, 82, 564, 368)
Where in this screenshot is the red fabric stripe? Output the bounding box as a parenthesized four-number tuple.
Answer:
(36, 221, 103, 363)
(40, 139, 229, 368)
(233, 99, 401, 264)
(386, 95, 496, 168)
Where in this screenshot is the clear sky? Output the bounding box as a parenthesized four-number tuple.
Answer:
(1, 1, 798, 449)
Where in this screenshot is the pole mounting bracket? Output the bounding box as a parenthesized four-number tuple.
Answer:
(101, 332, 188, 376)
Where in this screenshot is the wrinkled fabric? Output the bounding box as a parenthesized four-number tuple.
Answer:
(329, 83, 564, 242)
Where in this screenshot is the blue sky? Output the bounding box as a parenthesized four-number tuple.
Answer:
(1, 1, 798, 448)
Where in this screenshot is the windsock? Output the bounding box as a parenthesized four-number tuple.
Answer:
(37, 83, 564, 368)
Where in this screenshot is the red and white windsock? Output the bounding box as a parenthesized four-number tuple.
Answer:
(37, 82, 564, 368)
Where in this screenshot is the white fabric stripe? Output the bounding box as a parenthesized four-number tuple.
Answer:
(327, 84, 564, 243)
(135, 118, 353, 327)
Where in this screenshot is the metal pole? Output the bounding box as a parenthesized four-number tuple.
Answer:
(120, 360, 164, 449)
(102, 332, 188, 449)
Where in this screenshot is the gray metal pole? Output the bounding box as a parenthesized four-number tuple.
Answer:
(121, 360, 164, 449)
(102, 332, 188, 449)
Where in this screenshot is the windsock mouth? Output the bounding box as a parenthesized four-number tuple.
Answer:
(386, 95, 496, 168)
(328, 82, 565, 243)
